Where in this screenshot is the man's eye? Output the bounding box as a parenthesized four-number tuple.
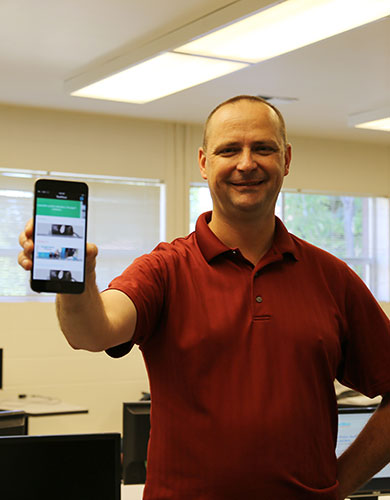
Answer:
(218, 148, 238, 156)
(254, 146, 276, 154)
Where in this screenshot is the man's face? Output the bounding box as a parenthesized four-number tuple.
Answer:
(198, 100, 291, 221)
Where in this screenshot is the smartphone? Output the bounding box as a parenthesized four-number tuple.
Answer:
(31, 179, 88, 294)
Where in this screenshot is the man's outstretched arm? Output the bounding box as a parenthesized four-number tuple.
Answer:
(18, 219, 136, 352)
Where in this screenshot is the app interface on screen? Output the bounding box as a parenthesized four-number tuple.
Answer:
(336, 412, 390, 478)
(33, 186, 87, 283)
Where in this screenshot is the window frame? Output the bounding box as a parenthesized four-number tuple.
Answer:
(0, 168, 165, 302)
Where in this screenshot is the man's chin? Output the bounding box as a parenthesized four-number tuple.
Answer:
(229, 201, 268, 217)
(232, 197, 265, 211)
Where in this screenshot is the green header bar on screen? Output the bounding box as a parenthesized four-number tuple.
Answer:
(36, 198, 81, 218)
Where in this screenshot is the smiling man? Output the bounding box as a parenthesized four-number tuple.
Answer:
(18, 95, 390, 500)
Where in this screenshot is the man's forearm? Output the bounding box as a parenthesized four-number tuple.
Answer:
(56, 270, 112, 352)
(337, 394, 390, 499)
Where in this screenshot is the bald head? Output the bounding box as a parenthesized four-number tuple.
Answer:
(202, 95, 287, 152)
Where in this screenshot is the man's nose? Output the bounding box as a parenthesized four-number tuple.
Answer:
(236, 149, 257, 171)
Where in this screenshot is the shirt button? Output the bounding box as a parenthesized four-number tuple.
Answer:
(255, 296, 263, 303)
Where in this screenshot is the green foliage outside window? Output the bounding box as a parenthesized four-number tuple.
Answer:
(280, 194, 364, 259)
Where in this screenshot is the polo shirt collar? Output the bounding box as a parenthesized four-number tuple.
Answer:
(195, 211, 298, 263)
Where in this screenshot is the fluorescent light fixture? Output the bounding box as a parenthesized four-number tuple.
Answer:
(348, 107, 390, 132)
(354, 118, 390, 132)
(176, 0, 390, 63)
(68, 0, 389, 103)
(71, 52, 247, 104)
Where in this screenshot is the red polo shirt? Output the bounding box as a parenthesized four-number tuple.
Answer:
(108, 212, 390, 500)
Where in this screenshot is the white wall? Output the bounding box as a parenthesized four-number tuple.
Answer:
(0, 103, 389, 435)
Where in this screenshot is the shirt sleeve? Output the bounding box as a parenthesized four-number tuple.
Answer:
(105, 249, 168, 358)
(338, 267, 390, 398)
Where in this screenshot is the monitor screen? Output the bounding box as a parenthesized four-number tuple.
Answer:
(337, 406, 390, 498)
(0, 432, 121, 499)
(122, 401, 151, 484)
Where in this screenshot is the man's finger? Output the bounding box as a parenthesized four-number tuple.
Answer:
(17, 250, 32, 270)
(24, 218, 33, 238)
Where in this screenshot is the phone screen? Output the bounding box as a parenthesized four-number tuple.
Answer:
(31, 179, 88, 294)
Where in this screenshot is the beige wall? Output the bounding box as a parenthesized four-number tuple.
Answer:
(0, 104, 389, 435)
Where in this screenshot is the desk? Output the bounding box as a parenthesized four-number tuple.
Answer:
(0, 397, 88, 416)
(0, 396, 88, 432)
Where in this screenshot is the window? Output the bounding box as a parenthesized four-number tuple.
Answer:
(189, 184, 390, 301)
(276, 192, 390, 301)
(189, 184, 212, 232)
(0, 169, 165, 300)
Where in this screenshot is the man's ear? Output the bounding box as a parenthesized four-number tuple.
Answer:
(198, 147, 208, 180)
(284, 143, 292, 177)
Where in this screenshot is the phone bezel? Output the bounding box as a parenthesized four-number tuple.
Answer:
(31, 179, 88, 294)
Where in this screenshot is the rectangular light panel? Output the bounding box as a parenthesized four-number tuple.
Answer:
(71, 52, 248, 104)
(349, 106, 390, 132)
(176, 0, 390, 63)
(355, 118, 390, 132)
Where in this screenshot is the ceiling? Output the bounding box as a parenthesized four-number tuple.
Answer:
(1, 0, 389, 144)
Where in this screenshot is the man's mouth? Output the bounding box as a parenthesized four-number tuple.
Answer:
(230, 180, 264, 186)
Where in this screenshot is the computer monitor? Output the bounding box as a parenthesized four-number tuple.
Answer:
(0, 410, 27, 436)
(122, 401, 151, 484)
(337, 406, 390, 499)
(0, 432, 121, 499)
